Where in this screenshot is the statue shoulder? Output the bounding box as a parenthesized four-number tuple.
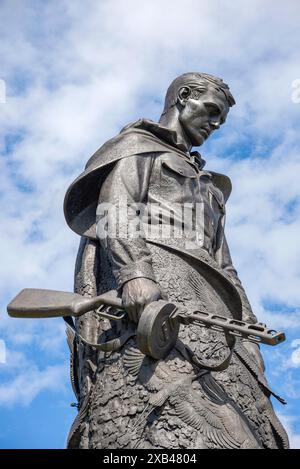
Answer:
(209, 171, 232, 203)
(85, 124, 173, 170)
(64, 123, 176, 239)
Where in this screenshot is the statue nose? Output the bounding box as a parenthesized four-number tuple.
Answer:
(211, 121, 221, 129)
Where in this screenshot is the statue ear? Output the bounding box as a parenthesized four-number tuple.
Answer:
(177, 86, 191, 107)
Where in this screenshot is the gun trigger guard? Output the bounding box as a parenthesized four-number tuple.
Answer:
(95, 305, 126, 321)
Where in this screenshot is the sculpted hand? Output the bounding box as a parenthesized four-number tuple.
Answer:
(122, 278, 162, 323)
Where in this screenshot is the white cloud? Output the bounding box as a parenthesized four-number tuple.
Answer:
(0, 79, 6, 104)
(291, 348, 300, 367)
(292, 79, 300, 104)
(0, 348, 68, 407)
(0, 340, 6, 364)
(0, 363, 68, 407)
(222, 142, 300, 312)
(277, 414, 300, 449)
(278, 339, 300, 370)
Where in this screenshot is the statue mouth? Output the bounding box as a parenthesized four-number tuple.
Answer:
(200, 128, 210, 138)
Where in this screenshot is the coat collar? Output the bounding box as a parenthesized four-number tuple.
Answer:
(122, 119, 206, 170)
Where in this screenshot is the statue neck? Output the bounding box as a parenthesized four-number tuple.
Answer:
(158, 108, 192, 153)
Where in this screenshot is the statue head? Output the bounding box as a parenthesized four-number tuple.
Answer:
(161, 72, 235, 147)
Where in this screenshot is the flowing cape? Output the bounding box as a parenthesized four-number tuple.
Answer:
(64, 122, 232, 239)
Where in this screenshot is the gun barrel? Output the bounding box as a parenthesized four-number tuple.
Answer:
(181, 311, 285, 346)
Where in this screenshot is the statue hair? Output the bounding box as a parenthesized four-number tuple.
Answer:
(162, 72, 235, 115)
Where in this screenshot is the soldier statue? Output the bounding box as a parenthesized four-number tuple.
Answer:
(60, 73, 288, 448)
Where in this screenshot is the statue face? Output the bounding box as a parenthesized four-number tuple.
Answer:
(178, 85, 229, 147)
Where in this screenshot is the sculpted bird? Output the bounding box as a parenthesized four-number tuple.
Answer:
(124, 344, 261, 448)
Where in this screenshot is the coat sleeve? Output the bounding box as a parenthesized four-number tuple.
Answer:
(96, 153, 157, 290)
(214, 213, 258, 324)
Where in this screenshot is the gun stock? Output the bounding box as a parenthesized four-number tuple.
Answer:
(7, 288, 123, 319)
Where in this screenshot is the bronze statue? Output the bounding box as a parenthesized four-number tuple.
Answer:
(8, 73, 289, 449)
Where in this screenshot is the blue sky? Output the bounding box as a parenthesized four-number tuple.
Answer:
(0, 0, 300, 448)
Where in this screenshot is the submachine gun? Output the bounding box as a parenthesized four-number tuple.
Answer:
(7, 287, 285, 360)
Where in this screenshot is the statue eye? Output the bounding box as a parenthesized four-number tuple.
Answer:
(190, 89, 203, 100)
